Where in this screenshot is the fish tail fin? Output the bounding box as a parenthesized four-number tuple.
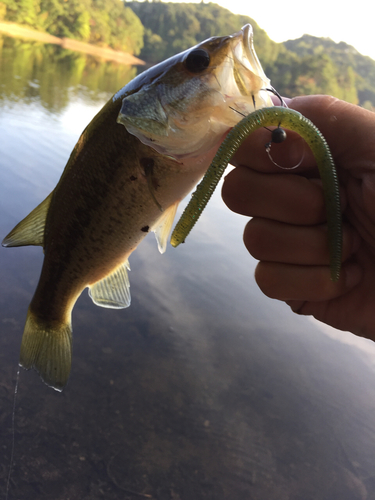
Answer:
(19, 308, 72, 391)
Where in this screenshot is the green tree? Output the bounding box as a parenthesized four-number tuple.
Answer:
(141, 27, 166, 63)
(2, 0, 40, 25)
(2, 0, 144, 55)
(127, 1, 281, 65)
(338, 66, 358, 104)
(38, 0, 91, 40)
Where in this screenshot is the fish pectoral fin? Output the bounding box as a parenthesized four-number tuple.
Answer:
(2, 192, 53, 247)
(88, 260, 131, 309)
(20, 307, 72, 391)
(152, 201, 179, 254)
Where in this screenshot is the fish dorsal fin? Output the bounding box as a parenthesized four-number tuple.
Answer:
(152, 201, 179, 254)
(2, 192, 53, 247)
(88, 260, 131, 309)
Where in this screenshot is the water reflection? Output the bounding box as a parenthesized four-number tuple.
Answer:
(0, 36, 138, 112)
(1, 37, 375, 500)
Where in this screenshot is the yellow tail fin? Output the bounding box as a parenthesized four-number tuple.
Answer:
(19, 309, 72, 391)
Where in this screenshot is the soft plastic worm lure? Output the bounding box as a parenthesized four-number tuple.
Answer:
(171, 106, 342, 282)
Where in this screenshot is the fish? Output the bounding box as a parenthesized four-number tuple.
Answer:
(2, 24, 273, 391)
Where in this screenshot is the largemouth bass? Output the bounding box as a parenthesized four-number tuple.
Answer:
(2, 24, 273, 391)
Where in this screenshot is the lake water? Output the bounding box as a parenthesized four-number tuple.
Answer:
(1, 36, 375, 500)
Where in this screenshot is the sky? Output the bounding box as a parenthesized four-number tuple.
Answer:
(165, 0, 375, 61)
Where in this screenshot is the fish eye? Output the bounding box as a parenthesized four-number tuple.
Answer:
(185, 49, 210, 73)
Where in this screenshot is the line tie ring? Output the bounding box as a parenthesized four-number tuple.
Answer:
(265, 126, 305, 170)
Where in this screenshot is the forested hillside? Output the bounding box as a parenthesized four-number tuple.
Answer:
(0, 0, 144, 55)
(1, 0, 374, 107)
(127, 1, 283, 66)
(128, 1, 375, 108)
(284, 35, 375, 109)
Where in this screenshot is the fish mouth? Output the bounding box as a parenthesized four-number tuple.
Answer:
(240, 24, 255, 63)
(230, 24, 271, 95)
(116, 24, 273, 159)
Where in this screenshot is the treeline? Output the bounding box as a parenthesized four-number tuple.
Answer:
(129, 1, 375, 108)
(284, 36, 375, 110)
(1, 0, 374, 108)
(0, 0, 144, 55)
(128, 1, 281, 65)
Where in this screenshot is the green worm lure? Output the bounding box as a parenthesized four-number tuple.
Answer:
(171, 106, 342, 282)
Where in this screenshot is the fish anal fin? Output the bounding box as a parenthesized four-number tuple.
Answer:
(88, 260, 131, 309)
(2, 192, 53, 248)
(20, 307, 72, 391)
(152, 201, 179, 254)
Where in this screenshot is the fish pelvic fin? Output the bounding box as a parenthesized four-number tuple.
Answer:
(88, 260, 131, 309)
(2, 192, 53, 247)
(152, 201, 179, 254)
(19, 308, 72, 391)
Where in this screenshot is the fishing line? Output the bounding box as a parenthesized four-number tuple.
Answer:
(229, 106, 246, 117)
(231, 88, 303, 168)
(264, 126, 306, 170)
(229, 105, 303, 169)
(5, 367, 20, 500)
(264, 86, 288, 107)
(265, 141, 306, 170)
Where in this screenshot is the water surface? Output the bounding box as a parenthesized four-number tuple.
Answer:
(1, 37, 375, 500)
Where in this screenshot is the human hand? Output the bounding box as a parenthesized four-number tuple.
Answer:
(222, 95, 375, 340)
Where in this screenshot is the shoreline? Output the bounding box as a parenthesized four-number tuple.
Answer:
(0, 21, 146, 66)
